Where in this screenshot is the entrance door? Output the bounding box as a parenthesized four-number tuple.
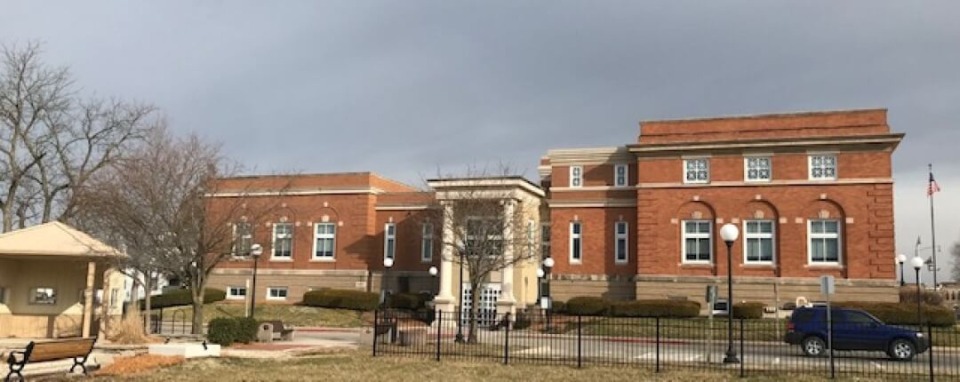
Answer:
(460, 283, 502, 327)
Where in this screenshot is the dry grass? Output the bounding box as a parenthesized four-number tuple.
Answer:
(107, 310, 158, 344)
(95, 354, 185, 377)
(90, 350, 889, 382)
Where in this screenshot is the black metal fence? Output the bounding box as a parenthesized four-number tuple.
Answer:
(143, 308, 193, 335)
(372, 309, 960, 381)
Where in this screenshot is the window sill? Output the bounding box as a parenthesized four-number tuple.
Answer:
(805, 264, 843, 269)
(226, 297, 245, 300)
(310, 258, 336, 263)
(270, 258, 293, 262)
(420, 259, 434, 264)
(615, 261, 630, 266)
(741, 263, 776, 269)
(266, 298, 287, 301)
(680, 263, 714, 269)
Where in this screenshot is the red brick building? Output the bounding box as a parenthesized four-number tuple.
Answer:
(208, 108, 904, 312)
(541, 108, 903, 306)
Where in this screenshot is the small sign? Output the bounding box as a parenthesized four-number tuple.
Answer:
(540, 296, 552, 310)
(820, 275, 835, 295)
(705, 285, 718, 303)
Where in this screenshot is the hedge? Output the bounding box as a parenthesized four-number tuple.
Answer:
(140, 288, 226, 310)
(550, 300, 567, 314)
(565, 297, 609, 316)
(388, 293, 433, 311)
(207, 318, 239, 346)
(609, 300, 701, 318)
(302, 289, 379, 311)
(899, 287, 945, 306)
(732, 302, 765, 319)
(835, 301, 956, 327)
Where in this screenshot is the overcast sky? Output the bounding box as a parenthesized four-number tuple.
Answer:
(3, 1, 958, 283)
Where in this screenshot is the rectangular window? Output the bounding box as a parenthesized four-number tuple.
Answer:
(541, 223, 551, 260)
(569, 222, 582, 263)
(615, 221, 628, 263)
(227, 286, 247, 300)
(682, 220, 712, 263)
(744, 157, 772, 182)
(570, 166, 583, 188)
(267, 287, 288, 300)
(272, 223, 293, 259)
(744, 220, 775, 264)
(809, 154, 837, 180)
(233, 222, 253, 256)
(384, 223, 396, 261)
(465, 218, 503, 257)
(614, 164, 628, 187)
(313, 223, 336, 259)
(0, 286, 6, 304)
(684, 159, 709, 184)
(421, 223, 433, 262)
(29, 287, 57, 305)
(809, 219, 841, 264)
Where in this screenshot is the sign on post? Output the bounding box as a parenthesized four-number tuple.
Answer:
(820, 275, 835, 295)
(705, 285, 718, 304)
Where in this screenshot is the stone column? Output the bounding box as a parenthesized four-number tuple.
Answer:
(498, 199, 517, 313)
(432, 201, 456, 313)
(82, 261, 96, 338)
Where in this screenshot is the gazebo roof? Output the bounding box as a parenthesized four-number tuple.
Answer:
(0, 221, 124, 258)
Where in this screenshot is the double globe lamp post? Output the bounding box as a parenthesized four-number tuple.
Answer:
(537, 257, 555, 331)
(248, 244, 264, 319)
(911, 255, 925, 328)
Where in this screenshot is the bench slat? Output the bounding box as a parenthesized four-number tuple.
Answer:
(29, 339, 95, 363)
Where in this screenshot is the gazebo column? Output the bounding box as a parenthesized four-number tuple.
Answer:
(497, 200, 517, 315)
(82, 261, 96, 338)
(432, 201, 456, 314)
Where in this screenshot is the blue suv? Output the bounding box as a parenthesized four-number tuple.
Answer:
(784, 306, 929, 361)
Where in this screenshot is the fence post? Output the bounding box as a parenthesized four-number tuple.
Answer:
(739, 319, 744, 378)
(829, 315, 835, 380)
(577, 315, 583, 369)
(372, 309, 379, 357)
(655, 317, 661, 373)
(436, 310, 442, 362)
(503, 313, 510, 365)
(928, 323, 934, 382)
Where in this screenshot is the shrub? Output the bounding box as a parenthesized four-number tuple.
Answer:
(388, 293, 433, 311)
(302, 289, 379, 311)
(207, 317, 239, 346)
(235, 317, 259, 344)
(899, 287, 945, 306)
(565, 297, 610, 316)
(609, 300, 701, 318)
(140, 288, 226, 310)
(513, 312, 532, 330)
(550, 300, 567, 314)
(732, 302, 765, 319)
(835, 301, 956, 327)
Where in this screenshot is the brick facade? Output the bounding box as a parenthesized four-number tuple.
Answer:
(208, 108, 904, 310)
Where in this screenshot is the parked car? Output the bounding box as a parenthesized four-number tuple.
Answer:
(784, 306, 929, 361)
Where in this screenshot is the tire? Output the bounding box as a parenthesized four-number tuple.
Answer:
(802, 336, 827, 357)
(888, 338, 917, 361)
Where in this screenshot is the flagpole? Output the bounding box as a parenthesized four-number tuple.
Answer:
(929, 163, 938, 289)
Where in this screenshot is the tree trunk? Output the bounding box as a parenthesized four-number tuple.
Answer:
(468, 283, 481, 344)
(191, 281, 206, 335)
(142, 274, 153, 334)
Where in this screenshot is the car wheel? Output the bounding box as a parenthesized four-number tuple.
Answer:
(802, 336, 827, 357)
(888, 339, 916, 361)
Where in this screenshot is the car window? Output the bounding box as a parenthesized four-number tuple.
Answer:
(842, 311, 878, 325)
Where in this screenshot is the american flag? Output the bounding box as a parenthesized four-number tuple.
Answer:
(928, 171, 941, 197)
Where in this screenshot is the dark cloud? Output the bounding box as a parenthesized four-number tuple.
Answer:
(3, 0, 959, 280)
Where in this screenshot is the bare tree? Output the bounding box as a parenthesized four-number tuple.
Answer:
(427, 169, 542, 344)
(0, 42, 155, 232)
(951, 241, 960, 283)
(75, 127, 284, 334)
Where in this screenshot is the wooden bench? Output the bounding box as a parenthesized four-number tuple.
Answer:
(264, 320, 296, 341)
(4, 337, 96, 382)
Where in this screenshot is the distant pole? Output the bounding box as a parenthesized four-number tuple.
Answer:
(928, 164, 939, 289)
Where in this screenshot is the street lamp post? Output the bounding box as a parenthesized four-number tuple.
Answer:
(897, 254, 907, 287)
(719, 223, 740, 364)
(382, 258, 394, 309)
(912, 256, 925, 329)
(248, 244, 263, 319)
(539, 257, 555, 331)
(455, 247, 466, 343)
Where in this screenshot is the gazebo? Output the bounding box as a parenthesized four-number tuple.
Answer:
(0, 222, 125, 338)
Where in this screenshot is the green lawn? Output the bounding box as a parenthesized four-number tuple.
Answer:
(88, 351, 891, 382)
(149, 302, 369, 327)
